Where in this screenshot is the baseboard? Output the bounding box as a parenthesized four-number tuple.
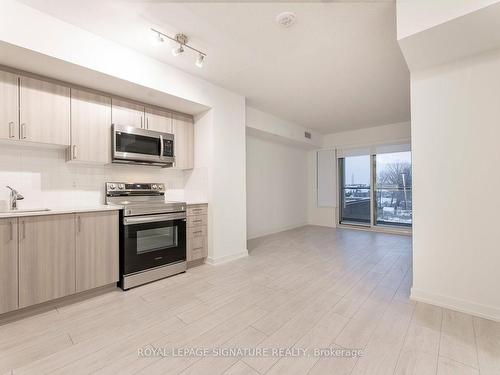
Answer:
(0, 284, 118, 326)
(206, 249, 249, 266)
(411, 288, 500, 322)
(247, 222, 308, 240)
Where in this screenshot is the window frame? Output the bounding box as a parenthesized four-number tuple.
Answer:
(337, 152, 412, 233)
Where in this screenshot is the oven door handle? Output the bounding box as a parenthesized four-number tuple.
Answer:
(123, 213, 186, 225)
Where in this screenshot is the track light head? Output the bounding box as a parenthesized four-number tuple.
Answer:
(195, 53, 205, 68)
(172, 44, 184, 56)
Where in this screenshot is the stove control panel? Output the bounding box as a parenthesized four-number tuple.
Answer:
(106, 182, 165, 195)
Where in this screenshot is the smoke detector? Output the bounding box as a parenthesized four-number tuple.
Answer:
(276, 12, 297, 28)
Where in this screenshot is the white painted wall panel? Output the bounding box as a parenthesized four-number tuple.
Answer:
(246, 134, 308, 239)
(316, 150, 336, 208)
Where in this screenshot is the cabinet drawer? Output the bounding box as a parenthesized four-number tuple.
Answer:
(187, 214, 207, 228)
(188, 235, 207, 261)
(187, 205, 207, 217)
(188, 226, 207, 239)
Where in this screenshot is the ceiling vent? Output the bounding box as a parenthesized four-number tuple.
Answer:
(276, 12, 297, 28)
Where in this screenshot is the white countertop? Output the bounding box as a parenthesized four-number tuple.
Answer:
(0, 205, 122, 219)
(186, 201, 208, 206)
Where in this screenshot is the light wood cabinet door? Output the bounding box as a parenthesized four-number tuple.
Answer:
(18, 214, 76, 308)
(111, 98, 145, 128)
(0, 71, 19, 140)
(145, 107, 172, 133)
(172, 114, 194, 169)
(70, 89, 112, 164)
(75, 211, 119, 292)
(0, 218, 18, 314)
(19, 76, 70, 146)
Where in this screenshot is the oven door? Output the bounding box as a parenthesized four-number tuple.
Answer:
(122, 212, 186, 275)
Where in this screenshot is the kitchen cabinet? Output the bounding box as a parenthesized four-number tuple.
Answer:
(145, 106, 172, 133)
(172, 114, 194, 169)
(0, 218, 18, 314)
(111, 98, 145, 129)
(18, 214, 76, 308)
(75, 211, 119, 292)
(187, 204, 208, 262)
(69, 89, 112, 163)
(19, 76, 70, 146)
(0, 71, 19, 140)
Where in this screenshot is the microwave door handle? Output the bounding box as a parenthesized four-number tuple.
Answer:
(159, 134, 164, 157)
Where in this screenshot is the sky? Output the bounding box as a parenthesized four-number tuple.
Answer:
(344, 151, 411, 186)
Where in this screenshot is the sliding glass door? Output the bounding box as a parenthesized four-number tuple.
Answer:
(339, 155, 371, 225)
(338, 150, 412, 229)
(374, 151, 412, 227)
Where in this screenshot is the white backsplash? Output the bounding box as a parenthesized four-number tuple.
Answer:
(0, 143, 187, 210)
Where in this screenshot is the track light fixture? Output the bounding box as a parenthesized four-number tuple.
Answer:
(151, 28, 207, 68)
(172, 44, 184, 56)
(156, 31, 164, 43)
(195, 53, 205, 68)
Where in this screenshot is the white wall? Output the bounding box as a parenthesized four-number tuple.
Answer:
(246, 106, 322, 148)
(0, 144, 185, 210)
(397, 0, 500, 321)
(322, 121, 411, 149)
(246, 132, 308, 240)
(308, 121, 411, 228)
(0, 0, 247, 264)
(410, 50, 500, 321)
(397, 0, 500, 39)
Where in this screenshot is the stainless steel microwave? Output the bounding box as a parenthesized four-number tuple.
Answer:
(112, 124, 174, 167)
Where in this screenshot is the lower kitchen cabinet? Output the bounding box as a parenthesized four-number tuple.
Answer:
(0, 218, 18, 314)
(187, 204, 208, 262)
(18, 214, 76, 308)
(76, 211, 119, 292)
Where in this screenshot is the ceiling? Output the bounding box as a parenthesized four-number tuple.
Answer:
(18, 0, 410, 134)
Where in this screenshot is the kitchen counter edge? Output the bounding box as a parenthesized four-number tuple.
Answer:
(0, 206, 122, 219)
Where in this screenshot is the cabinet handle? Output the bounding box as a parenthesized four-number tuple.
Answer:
(78, 216, 81, 233)
(193, 247, 204, 251)
(9, 221, 13, 241)
(140, 116, 143, 129)
(192, 219, 202, 223)
(146, 117, 149, 129)
(192, 208, 202, 212)
(22, 221, 26, 239)
(8, 122, 14, 138)
(193, 230, 203, 235)
(21, 123, 27, 139)
(72, 145, 77, 159)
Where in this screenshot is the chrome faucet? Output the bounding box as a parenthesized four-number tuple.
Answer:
(6, 186, 24, 210)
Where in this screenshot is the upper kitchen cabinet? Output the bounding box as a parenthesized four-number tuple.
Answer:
(19, 76, 70, 146)
(145, 106, 172, 133)
(69, 89, 112, 164)
(111, 98, 145, 129)
(0, 71, 19, 140)
(172, 113, 194, 169)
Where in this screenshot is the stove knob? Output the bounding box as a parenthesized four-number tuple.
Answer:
(109, 183, 116, 190)
(158, 184, 164, 191)
(152, 184, 158, 190)
(118, 184, 125, 190)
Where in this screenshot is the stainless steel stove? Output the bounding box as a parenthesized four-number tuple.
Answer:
(106, 182, 187, 290)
